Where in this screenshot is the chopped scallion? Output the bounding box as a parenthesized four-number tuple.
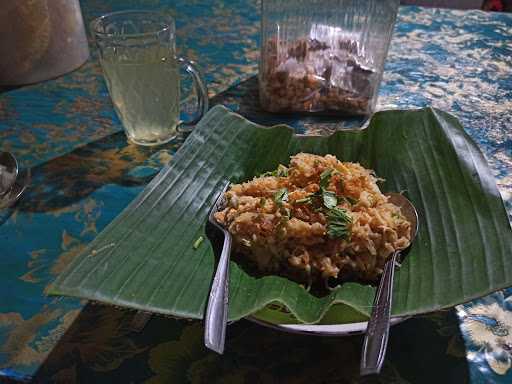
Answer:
(193, 236, 204, 250)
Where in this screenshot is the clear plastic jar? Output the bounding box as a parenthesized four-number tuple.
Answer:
(259, 0, 400, 116)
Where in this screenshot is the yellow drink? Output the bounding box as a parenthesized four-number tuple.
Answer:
(101, 56, 180, 146)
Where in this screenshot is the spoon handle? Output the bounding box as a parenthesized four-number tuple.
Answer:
(204, 230, 232, 354)
(360, 251, 399, 376)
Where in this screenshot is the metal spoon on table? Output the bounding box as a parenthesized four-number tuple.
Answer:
(360, 193, 419, 376)
(0, 167, 30, 210)
(0, 152, 18, 196)
(204, 182, 232, 354)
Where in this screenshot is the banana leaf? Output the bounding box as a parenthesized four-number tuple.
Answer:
(48, 105, 512, 324)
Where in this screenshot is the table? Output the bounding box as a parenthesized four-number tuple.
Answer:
(1, 2, 511, 383)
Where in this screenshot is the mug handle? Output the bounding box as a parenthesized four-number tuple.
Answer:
(176, 57, 209, 133)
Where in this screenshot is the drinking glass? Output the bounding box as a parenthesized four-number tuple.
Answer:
(259, 0, 400, 116)
(91, 11, 208, 146)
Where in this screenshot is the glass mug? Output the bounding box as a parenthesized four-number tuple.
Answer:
(91, 11, 208, 146)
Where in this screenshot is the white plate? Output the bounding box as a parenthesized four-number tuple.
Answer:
(248, 316, 409, 336)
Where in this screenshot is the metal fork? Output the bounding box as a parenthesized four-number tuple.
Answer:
(204, 182, 232, 354)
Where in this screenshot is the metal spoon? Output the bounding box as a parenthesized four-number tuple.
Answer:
(204, 182, 232, 354)
(0, 152, 18, 196)
(360, 193, 419, 376)
(0, 168, 30, 210)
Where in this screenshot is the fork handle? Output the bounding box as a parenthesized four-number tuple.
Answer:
(204, 232, 232, 354)
(360, 251, 399, 376)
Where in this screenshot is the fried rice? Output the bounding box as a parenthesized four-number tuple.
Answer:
(214, 153, 411, 287)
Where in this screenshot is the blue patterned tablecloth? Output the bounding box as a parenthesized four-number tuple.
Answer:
(0, 2, 511, 383)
